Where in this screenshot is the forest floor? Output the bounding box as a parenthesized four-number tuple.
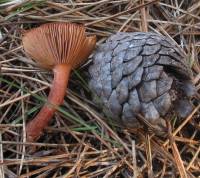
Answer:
(0, 0, 200, 177)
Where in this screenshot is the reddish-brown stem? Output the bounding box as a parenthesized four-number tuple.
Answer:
(26, 64, 71, 142)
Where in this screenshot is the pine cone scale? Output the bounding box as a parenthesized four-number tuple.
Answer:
(89, 32, 195, 126)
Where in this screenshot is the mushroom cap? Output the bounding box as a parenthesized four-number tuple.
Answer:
(22, 23, 96, 69)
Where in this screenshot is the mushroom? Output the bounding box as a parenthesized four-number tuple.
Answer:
(22, 23, 96, 142)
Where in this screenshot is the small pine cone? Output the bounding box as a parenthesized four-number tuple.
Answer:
(89, 32, 196, 128)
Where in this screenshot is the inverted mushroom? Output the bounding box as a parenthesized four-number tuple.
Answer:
(22, 23, 96, 142)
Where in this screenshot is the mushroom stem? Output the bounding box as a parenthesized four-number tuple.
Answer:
(26, 64, 71, 142)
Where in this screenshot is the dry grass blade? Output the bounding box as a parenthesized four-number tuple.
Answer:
(145, 134, 153, 178)
(140, 0, 148, 32)
(163, 104, 200, 147)
(132, 140, 139, 177)
(85, 0, 159, 26)
(167, 121, 188, 178)
(186, 146, 200, 171)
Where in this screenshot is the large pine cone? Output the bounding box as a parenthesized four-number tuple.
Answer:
(89, 32, 196, 127)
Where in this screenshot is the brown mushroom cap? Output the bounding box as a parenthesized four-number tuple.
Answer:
(22, 23, 96, 69)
